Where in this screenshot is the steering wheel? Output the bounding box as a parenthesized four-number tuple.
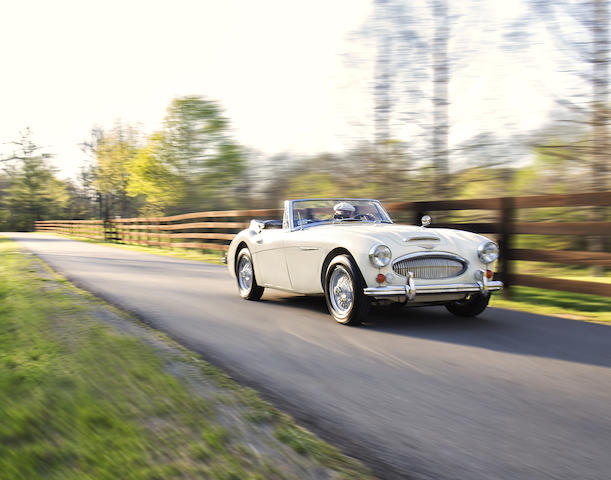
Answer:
(354, 213, 376, 221)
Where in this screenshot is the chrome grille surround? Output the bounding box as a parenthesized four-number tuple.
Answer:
(392, 252, 468, 280)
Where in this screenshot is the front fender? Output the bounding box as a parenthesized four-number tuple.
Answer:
(227, 229, 252, 279)
(316, 240, 378, 290)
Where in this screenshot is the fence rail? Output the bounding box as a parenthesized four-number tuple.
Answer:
(35, 192, 611, 297)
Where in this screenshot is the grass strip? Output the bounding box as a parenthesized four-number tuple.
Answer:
(490, 286, 610, 324)
(0, 237, 374, 480)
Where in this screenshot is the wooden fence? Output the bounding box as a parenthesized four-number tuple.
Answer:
(35, 191, 611, 297)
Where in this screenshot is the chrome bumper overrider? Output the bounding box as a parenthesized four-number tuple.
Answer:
(363, 272, 503, 302)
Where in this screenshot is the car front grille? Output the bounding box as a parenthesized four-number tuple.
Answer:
(392, 255, 467, 279)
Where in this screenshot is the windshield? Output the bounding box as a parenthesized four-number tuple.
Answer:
(291, 199, 392, 229)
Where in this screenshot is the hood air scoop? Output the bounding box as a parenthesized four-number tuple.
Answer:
(403, 235, 440, 242)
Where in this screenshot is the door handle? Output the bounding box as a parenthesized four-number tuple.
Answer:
(299, 246, 319, 251)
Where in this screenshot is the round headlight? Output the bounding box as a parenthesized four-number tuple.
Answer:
(478, 241, 499, 264)
(369, 244, 392, 268)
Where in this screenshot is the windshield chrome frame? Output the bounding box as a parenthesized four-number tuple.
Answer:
(287, 198, 393, 232)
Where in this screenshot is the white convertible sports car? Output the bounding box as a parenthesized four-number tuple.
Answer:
(227, 198, 503, 325)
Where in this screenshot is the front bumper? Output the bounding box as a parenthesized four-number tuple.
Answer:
(363, 273, 503, 302)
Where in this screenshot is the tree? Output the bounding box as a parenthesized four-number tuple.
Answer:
(354, 0, 455, 197)
(591, 0, 609, 192)
(525, 0, 609, 273)
(520, 1, 608, 187)
(126, 132, 183, 216)
(432, 0, 450, 195)
(159, 96, 245, 211)
(0, 174, 11, 228)
(87, 123, 141, 219)
(1, 129, 68, 230)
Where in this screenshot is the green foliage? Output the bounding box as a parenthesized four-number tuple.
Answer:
(0, 94, 605, 242)
(126, 133, 183, 216)
(159, 96, 245, 212)
(286, 172, 339, 198)
(122, 96, 246, 215)
(490, 286, 611, 323)
(0, 238, 375, 479)
(1, 132, 68, 230)
(91, 123, 141, 218)
(278, 142, 414, 203)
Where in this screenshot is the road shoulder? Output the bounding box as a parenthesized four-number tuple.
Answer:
(0, 236, 375, 479)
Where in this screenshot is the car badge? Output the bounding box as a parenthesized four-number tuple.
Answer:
(417, 244, 435, 250)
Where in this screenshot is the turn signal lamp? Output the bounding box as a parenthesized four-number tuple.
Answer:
(376, 273, 386, 284)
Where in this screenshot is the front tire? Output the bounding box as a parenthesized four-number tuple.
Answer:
(324, 255, 370, 325)
(445, 293, 490, 317)
(236, 248, 264, 300)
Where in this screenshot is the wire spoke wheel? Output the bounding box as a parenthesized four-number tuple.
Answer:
(324, 255, 370, 325)
(236, 248, 264, 300)
(238, 255, 253, 294)
(329, 266, 354, 315)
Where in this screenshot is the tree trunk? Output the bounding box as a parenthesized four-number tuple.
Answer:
(590, 0, 608, 276)
(432, 0, 450, 198)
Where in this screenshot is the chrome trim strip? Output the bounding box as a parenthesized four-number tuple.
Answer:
(363, 281, 503, 299)
(393, 251, 468, 264)
(406, 272, 416, 301)
(289, 197, 381, 203)
(404, 236, 440, 242)
(286, 200, 294, 231)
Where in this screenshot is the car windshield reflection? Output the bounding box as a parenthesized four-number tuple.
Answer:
(291, 199, 392, 229)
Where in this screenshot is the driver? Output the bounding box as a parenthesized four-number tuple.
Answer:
(333, 202, 356, 220)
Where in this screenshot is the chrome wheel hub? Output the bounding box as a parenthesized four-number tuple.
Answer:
(238, 256, 253, 292)
(329, 266, 353, 314)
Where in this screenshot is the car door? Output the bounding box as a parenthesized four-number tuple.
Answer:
(284, 228, 326, 294)
(251, 228, 292, 290)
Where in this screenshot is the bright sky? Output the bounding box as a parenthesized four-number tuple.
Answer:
(1, 0, 560, 179)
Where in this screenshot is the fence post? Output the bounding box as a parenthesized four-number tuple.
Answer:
(103, 219, 112, 241)
(499, 196, 514, 298)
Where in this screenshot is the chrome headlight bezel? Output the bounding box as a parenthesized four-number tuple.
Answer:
(478, 241, 499, 264)
(369, 244, 392, 268)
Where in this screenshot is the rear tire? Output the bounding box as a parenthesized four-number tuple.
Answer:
(324, 255, 370, 325)
(236, 248, 264, 300)
(445, 293, 490, 317)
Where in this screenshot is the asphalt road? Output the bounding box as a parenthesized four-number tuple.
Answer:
(5, 232, 611, 480)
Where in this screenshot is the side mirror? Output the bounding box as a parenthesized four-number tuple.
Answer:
(249, 219, 264, 234)
(421, 215, 431, 227)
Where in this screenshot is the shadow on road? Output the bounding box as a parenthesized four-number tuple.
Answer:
(264, 293, 611, 368)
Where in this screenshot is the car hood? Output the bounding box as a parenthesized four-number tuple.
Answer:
(311, 222, 487, 255)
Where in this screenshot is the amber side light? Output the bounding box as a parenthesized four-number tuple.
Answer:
(376, 273, 386, 283)
(486, 270, 494, 279)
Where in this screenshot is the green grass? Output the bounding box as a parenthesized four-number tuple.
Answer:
(513, 260, 611, 284)
(490, 286, 611, 324)
(0, 237, 374, 480)
(491, 261, 610, 323)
